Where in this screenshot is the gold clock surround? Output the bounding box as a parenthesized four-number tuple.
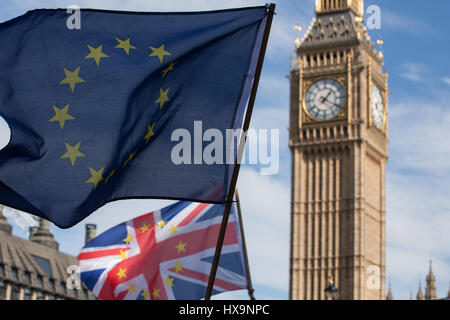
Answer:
(302, 75, 348, 125)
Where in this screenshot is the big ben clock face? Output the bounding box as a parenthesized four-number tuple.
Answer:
(370, 85, 384, 129)
(305, 78, 346, 121)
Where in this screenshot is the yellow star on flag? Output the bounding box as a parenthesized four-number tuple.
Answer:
(123, 235, 133, 244)
(164, 276, 174, 288)
(175, 240, 187, 254)
(127, 283, 137, 294)
(123, 150, 137, 168)
(155, 87, 170, 109)
(84, 45, 109, 67)
(49, 105, 74, 129)
(173, 261, 184, 273)
(141, 289, 149, 300)
(115, 37, 137, 55)
(117, 268, 127, 280)
(157, 220, 166, 228)
(59, 67, 85, 92)
(152, 288, 160, 299)
(85, 166, 105, 189)
(119, 250, 127, 260)
(144, 123, 156, 143)
(140, 223, 150, 233)
(149, 45, 171, 64)
(168, 225, 177, 235)
(60, 141, 85, 166)
(161, 62, 175, 78)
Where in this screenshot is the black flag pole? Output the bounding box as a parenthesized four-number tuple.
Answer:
(204, 3, 275, 300)
(235, 188, 255, 300)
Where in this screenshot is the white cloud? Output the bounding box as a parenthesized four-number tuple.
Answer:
(387, 173, 450, 260)
(398, 62, 429, 82)
(389, 98, 450, 174)
(443, 77, 450, 86)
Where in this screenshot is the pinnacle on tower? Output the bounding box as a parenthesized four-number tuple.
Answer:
(416, 280, 424, 300)
(425, 260, 438, 300)
(386, 282, 393, 300)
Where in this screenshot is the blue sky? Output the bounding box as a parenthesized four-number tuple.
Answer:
(1, 0, 449, 300)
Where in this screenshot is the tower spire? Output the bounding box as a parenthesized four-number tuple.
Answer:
(386, 282, 393, 300)
(425, 260, 437, 300)
(416, 279, 424, 300)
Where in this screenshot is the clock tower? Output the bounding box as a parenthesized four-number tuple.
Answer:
(289, 0, 388, 300)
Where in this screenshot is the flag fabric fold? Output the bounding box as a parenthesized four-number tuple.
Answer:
(0, 7, 268, 227)
(77, 201, 248, 300)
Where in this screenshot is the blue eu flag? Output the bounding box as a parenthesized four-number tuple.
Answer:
(0, 7, 268, 228)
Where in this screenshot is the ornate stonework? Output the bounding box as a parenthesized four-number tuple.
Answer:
(424, 260, 438, 300)
(289, 0, 389, 300)
(0, 206, 96, 300)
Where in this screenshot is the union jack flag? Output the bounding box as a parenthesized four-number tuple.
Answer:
(77, 201, 248, 300)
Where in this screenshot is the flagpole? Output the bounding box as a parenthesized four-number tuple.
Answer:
(204, 3, 275, 300)
(235, 189, 255, 300)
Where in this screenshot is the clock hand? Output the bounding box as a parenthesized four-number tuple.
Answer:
(323, 101, 335, 109)
(321, 91, 332, 104)
(323, 97, 336, 107)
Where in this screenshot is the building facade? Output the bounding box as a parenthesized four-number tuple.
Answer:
(289, 0, 389, 300)
(0, 205, 96, 300)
